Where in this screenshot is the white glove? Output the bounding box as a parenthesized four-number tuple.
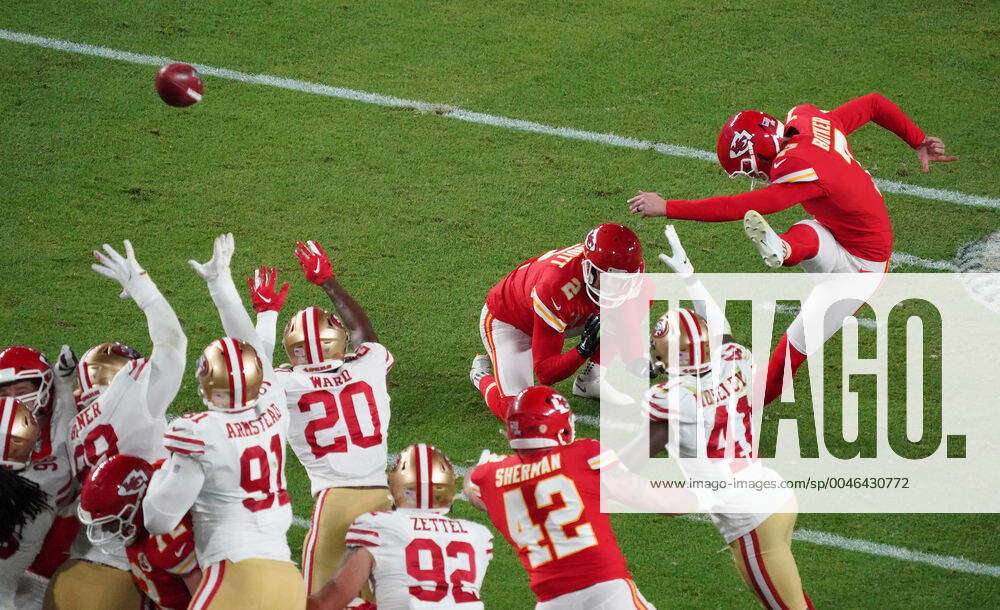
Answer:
(657, 225, 694, 278)
(188, 233, 235, 282)
(476, 448, 505, 465)
(92, 240, 156, 302)
(54, 345, 78, 379)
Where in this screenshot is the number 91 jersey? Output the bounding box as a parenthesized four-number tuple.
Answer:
(276, 342, 393, 495)
(466, 439, 631, 603)
(346, 509, 493, 608)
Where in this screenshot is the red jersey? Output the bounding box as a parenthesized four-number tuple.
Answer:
(667, 93, 926, 262)
(487, 243, 597, 336)
(126, 515, 198, 610)
(467, 439, 630, 602)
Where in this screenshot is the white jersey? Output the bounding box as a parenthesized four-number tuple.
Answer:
(163, 383, 293, 567)
(347, 508, 493, 609)
(645, 343, 791, 543)
(278, 342, 393, 494)
(67, 358, 170, 569)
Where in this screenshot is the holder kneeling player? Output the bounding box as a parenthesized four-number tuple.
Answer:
(246, 240, 394, 597)
(646, 227, 812, 610)
(308, 444, 494, 609)
(77, 454, 200, 610)
(142, 234, 306, 610)
(465, 386, 657, 609)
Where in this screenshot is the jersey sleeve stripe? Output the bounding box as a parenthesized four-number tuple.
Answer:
(170, 553, 198, 575)
(346, 528, 379, 537)
(587, 449, 619, 470)
(130, 359, 150, 380)
(164, 434, 205, 446)
(345, 538, 378, 547)
(646, 400, 671, 417)
(531, 289, 567, 332)
(773, 168, 818, 184)
(164, 444, 205, 456)
(646, 410, 668, 423)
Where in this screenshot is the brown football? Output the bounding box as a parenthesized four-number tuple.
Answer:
(154, 63, 204, 108)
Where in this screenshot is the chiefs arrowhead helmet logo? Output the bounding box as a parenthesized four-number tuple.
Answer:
(547, 393, 571, 414)
(729, 130, 754, 160)
(584, 228, 598, 251)
(117, 469, 150, 496)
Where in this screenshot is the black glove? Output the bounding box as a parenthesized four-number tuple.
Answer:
(576, 314, 601, 359)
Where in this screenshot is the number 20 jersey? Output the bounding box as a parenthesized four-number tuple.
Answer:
(276, 342, 394, 495)
(163, 383, 293, 566)
(346, 508, 493, 609)
(467, 439, 631, 602)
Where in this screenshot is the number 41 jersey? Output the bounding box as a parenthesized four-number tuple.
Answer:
(276, 342, 393, 495)
(346, 508, 493, 609)
(467, 439, 632, 603)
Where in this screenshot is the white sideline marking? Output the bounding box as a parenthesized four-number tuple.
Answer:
(1, 28, 998, 209)
(891, 252, 959, 271)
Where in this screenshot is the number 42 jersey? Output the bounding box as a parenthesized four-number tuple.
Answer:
(276, 342, 393, 495)
(346, 508, 493, 609)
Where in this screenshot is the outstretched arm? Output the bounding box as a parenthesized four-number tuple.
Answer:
(295, 240, 378, 345)
(658, 225, 732, 344)
(189, 234, 273, 374)
(830, 93, 957, 173)
(142, 453, 204, 535)
(530, 314, 599, 386)
(92, 241, 187, 417)
(247, 266, 289, 364)
(628, 181, 824, 220)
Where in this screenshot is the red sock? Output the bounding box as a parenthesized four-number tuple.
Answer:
(763, 333, 807, 405)
(478, 375, 513, 421)
(804, 591, 815, 609)
(780, 223, 820, 267)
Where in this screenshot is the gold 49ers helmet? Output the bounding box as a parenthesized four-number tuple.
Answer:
(196, 338, 264, 413)
(0, 397, 39, 470)
(283, 306, 349, 366)
(76, 342, 144, 409)
(390, 444, 456, 510)
(651, 308, 712, 376)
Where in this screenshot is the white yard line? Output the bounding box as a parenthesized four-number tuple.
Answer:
(2, 28, 999, 210)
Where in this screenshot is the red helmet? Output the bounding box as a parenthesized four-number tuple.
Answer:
(716, 111, 784, 182)
(77, 454, 154, 552)
(0, 346, 54, 417)
(506, 386, 575, 450)
(581, 223, 644, 308)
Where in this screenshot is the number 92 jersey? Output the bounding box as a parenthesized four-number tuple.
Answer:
(275, 342, 393, 495)
(466, 439, 631, 603)
(346, 509, 493, 609)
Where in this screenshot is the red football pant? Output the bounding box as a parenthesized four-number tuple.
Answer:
(779, 223, 820, 267)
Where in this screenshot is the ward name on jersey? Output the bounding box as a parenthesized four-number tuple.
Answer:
(486, 244, 596, 335)
(277, 342, 394, 495)
(467, 438, 631, 602)
(163, 386, 292, 567)
(645, 343, 791, 543)
(346, 508, 493, 608)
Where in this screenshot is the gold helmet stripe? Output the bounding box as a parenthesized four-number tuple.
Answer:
(219, 338, 245, 410)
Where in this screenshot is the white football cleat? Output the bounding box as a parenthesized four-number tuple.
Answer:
(572, 361, 600, 399)
(743, 210, 787, 269)
(470, 354, 492, 389)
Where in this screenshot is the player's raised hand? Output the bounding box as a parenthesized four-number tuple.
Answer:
(916, 136, 958, 173)
(657, 225, 694, 278)
(247, 266, 289, 313)
(54, 345, 78, 379)
(628, 191, 668, 217)
(92, 239, 149, 300)
(295, 240, 334, 285)
(189, 233, 234, 282)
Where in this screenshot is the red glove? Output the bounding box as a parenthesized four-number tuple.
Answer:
(295, 240, 334, 285)
(246, 265, 289, 313)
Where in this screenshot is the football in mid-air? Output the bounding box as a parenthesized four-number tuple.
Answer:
(154, 63, 204, 107)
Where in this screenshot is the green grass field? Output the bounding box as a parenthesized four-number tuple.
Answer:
(2, 1, 999, 607)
